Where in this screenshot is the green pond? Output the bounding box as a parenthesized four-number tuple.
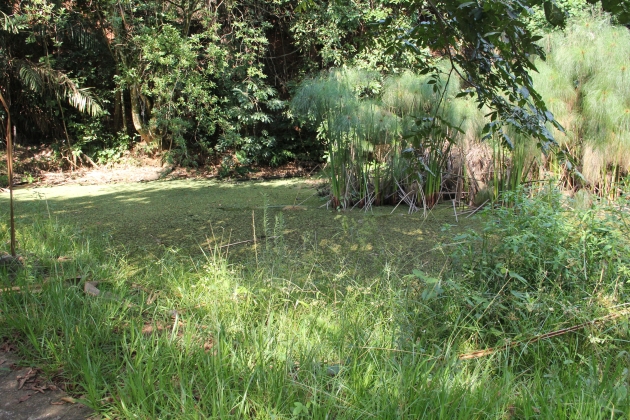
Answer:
(2, 178, 474, 274)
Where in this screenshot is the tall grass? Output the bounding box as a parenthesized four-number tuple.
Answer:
(292, 68, 395, 209)
(291, 65, 547, 209)
(2, 189, 630, 418)
(292, 14, 630, 207)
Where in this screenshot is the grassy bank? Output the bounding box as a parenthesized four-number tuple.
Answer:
(1, 183, 630, 418)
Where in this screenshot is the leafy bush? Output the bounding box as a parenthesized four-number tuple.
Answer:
(451, 186, 630, 294)
(68, 118, 133, 165)
(526, 0, 593, 33)
(405, 186, 630, 356)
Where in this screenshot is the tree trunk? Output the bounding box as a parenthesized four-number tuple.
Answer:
(114, 89, 122, 130)
(130, 84, 152, 143)
(120, 89, 128, 134)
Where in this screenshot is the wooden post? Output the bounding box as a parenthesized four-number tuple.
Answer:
(0, 90, 15, 257)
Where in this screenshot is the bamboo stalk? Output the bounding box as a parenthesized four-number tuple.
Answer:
(0, 90, 15, 256)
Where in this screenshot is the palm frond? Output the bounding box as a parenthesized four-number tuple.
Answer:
(17, 60, 103, 116)
(0, 11, 25, 34)
(18, 64, 45, 94)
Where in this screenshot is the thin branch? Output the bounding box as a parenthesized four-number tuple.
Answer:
(459, 308, 630, 360)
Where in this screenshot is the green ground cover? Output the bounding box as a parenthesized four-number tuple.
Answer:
(6, 178, 466, 273)
(1, 179, 629, 419)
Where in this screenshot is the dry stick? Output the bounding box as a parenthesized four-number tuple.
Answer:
(0, 91, 15, 256)
(306, 163, 321, 178)
(219, 236, 279, 249)
(416, 183, 426, 216)
(466, 199, 489, 218)
(456, 208, 476, 215)
(452, 200, 458, 222)
(296, 191, 318, 207)
(390, 187, 414, 215)
(459, 308, 630, 360)
(0, 276, 75, 294)
(457, 153, 464, 206)
(292, 184, 301, 206)
(391, 181, 418, 215)
(364, 191, 376, 212)
(252, 210, 258, 266)
(0, 285, 42, 294)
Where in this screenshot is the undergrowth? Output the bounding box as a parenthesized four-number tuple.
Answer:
(1, 188, 630, 418)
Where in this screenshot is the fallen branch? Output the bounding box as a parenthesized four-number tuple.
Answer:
(219, 236, 279, 249)
(459, 308, 630, 360)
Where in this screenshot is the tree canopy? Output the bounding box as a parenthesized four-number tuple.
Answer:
(370, 0, 629, 151)
(1, 0, 628, 166)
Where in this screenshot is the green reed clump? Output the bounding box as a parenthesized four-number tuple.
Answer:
(291, 14, 630, 207)
(292, 66, 479, 210)
(534, 15, 630, 196)
(292, 68, 393, 208)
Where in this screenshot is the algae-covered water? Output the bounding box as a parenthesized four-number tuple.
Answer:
(2, 178, 473, 273)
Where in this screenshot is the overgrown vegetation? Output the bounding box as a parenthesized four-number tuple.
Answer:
(1, 185, 629, 418)
(291, 67, 480, 210)
(534, 14, 630, 197)
(2, 0, 625, 171)
(2, 2, 630, 418)
(0, 0, 415, 168)
(292, 14, 630, 208)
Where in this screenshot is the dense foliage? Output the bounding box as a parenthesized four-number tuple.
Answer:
(1, 0, 624, 170)
(1, 0, 413, 167)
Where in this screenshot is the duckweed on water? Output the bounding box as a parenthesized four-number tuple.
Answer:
(4, 178, 471, 274)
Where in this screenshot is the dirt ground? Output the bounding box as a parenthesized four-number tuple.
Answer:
(2, 145, 319, 189)
(0, 345, 95, 420)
